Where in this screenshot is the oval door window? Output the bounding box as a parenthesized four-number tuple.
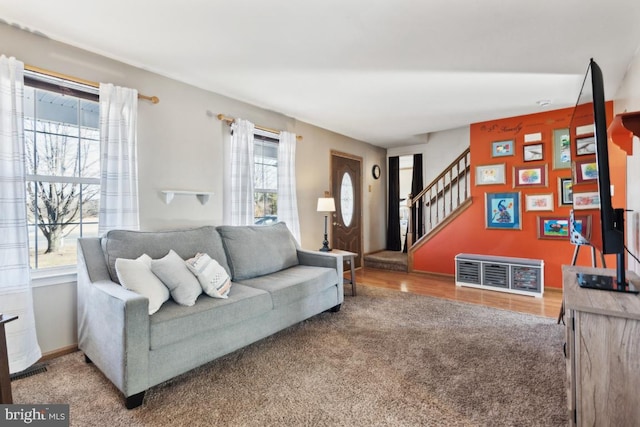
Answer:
(340, 172, 354, 227)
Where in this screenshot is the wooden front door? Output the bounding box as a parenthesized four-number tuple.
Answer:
(331, 151, 362, 268)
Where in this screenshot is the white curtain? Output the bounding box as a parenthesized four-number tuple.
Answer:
(278, 131, 301, 243)
(0, 55, 42, 373)
(98, 83, 139, 235)
(225, 119, 255, 225)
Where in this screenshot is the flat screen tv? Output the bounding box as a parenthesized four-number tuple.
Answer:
(571, 59, 637, 293)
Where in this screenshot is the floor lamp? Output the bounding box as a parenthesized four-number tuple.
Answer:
(317, 196, 336, 252)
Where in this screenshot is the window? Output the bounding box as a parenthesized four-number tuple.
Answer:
(23, 74, 100, 269)
(253, 132, 279, 225)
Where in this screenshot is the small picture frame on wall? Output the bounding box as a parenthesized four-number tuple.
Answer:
(525, 193, 554, 212)
(513, 164, 547, 188)
(537, 216, 570, 239)
(523, 143, 544, 162)
(558, 177, 573, 206)
(475, 163, 506, 185)
(576, 135, 596, 156)
(536, 214, 591, 240)
(491, 140, 515, 157)
(573, 157, 598, 184)
(552, 128, 571, 169)
(573, 191, 600, 210)
(485, 191, 522, 230)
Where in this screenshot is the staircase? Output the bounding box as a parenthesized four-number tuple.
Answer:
(406, 148, 472, 254)
(364, 148, 472, 273)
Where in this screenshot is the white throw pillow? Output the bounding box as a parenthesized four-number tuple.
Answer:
(185, 253, 232, 299)
(150, 250, 202, 306)
(115, 254, 170, 315)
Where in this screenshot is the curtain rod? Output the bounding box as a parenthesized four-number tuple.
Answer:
(217, 114, 302, 140)
(24, 64, 160, 104)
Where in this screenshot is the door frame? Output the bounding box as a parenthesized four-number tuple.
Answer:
(330, 150, 364, 267)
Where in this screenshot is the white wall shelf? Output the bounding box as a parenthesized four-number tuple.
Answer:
(161, 190, 214, 205)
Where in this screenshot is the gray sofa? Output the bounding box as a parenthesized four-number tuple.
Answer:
(77, 223, 344, 409)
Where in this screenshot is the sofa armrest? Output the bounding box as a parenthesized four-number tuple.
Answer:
(77, 242, 150, 397)
(297, 249, 344, 303)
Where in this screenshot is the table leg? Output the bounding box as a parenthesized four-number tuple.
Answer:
(0, 321, 13, 404)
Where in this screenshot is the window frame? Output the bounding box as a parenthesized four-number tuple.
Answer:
(253, 129, 280, 225)
(23, 71, 101, 272)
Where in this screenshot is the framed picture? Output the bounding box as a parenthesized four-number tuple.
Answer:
(537, 216, 570, 239)
(475, 163, 506, 185)
(525, 193, 554, 212)
(558, 177, 573, 206)
(552, 128, 571, 169)
(573, 157, 598, 184)
(485, 192, 522, 230)
(524, 132, 542, 143)
(491, 140, 514, 157)
(537, 215, 591, 240)
(573, 191, 600, 210)
(576, 135, 596, 156)
(523, 143, 544, 162)
(513, 164, 547, 188)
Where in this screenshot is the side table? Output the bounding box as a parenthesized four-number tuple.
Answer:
(331, 250, 357, 296)
(0, 314, 18, 404)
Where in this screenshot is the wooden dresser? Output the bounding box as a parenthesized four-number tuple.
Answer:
(562, 265, 640, 426)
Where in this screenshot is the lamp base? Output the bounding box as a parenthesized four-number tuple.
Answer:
(319, 215, 332, 251)
(319, 234, 332, 252)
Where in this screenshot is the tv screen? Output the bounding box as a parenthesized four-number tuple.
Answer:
(571, 59, 636, 293)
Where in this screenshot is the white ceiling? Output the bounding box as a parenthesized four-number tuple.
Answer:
(2, 0, 640, 148)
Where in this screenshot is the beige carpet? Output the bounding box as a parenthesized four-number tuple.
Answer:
(12, 285, 567, 426)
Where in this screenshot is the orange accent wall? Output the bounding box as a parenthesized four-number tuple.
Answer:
(412, 101, 626, 288)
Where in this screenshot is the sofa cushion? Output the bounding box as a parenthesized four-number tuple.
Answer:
(115, 254, 170, 315)
(151, 250, 202, 306)
(237, 265, 338, 308)
(149, 283, 272, 350)
(101, 226, 230, 284)
(185, 253, 232, 298)
(217, 222, 299, 281)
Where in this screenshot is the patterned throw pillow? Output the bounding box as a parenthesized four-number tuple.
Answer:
(186, 253, 232, 299)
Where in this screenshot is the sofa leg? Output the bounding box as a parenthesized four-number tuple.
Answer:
(329, 304, 341, 313)
(125, 391, 146, 409)
(84, 354, 92, 364)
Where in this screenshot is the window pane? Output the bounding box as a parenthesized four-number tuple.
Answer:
(35, 90, 81, 126)
(254, 163, 264, 189)
(80, 99, 99, 129)
(80, 136, 100, 179)
(264, 165, 277, 190)
(35, 123, 80, 177)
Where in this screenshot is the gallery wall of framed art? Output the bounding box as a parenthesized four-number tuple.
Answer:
(411, 99, 627, 290)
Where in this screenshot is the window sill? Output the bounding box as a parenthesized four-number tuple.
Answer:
(31, 266, 77, 288)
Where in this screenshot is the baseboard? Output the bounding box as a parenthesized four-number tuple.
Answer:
(39, 344, 78, 362)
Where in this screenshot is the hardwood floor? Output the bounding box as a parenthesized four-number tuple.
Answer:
(352, 267, 563, 319)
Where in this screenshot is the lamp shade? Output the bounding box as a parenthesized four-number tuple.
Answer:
(317, 197, 336, 212)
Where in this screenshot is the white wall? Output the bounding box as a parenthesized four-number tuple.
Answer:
(0, 23, 386, 355)
(613, 44, 640, 273)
